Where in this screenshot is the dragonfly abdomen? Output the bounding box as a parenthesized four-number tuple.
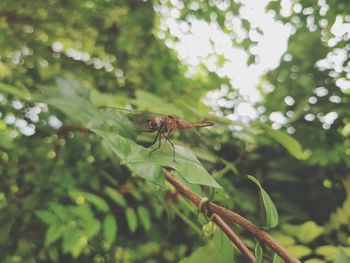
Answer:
(176, 119, 214, 129)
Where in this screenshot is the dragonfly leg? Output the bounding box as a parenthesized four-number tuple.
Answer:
(149, 133, 162, 155)
(149, 129, 160, 147)
(164, 131, 176, 162)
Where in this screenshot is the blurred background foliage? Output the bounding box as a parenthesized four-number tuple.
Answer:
(1, 0, 350, 262)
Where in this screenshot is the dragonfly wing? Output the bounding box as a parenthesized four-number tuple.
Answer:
(176, 127, 218, 163)
(97, 106, 164, 147)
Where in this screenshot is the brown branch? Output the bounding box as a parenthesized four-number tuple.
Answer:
(58, 124, 90, 135)
(163, 170, 301, 263)
(211, 213, 256, 262)
(164, 171, 255, 262)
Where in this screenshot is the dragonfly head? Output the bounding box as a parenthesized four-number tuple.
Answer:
(145, 117, 162, 132)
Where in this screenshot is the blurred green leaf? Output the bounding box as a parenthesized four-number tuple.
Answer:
(104, 186, 127, 207)
(247, 175, 278, 229)
(125, 208, 138, 233)
(137, 206, 151, 231)
(315, 245, 340, 261)
(342, 123, 350, 137)
(49, 203, 73, 222)
(36, 210, 59, 225)
(132, 90, 184, 117)
(48, 247, 59, 262)
(304, 259, 325, 263)
(82, 192, 109, 212)
(273, 234, 295, 247)
(0, 82, 31, 100)
(39, 78, 99, 125)
(45, 224, 64, 246)
(254, 241, 263, 263)
(179, 230, 234, 263)
(288, 245, 312, 258)
(261, 124, 310, 160)
(90, 89, 126, 108)
(297, 221, 323, 244)
(83, 218, 101, 239)
(62, 229, 81, 254)
(69, 204, 95, 221)
(103, 214, 117, 245)
(334, 249, 350, 263)
(272, 254, 282, 263)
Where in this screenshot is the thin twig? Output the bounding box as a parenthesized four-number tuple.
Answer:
(211, 213, 256, 263)
(164, 170, 255, 262)
(163, 170, 301, 263)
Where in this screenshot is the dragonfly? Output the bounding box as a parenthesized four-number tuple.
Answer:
(98, 107, 214, 161)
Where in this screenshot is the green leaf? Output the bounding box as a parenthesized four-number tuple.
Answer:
(261, 124, 309, 160)
(137, 206, 151, 231)
(335, 249, 350, 263)
(48, 247, 59, 262)
(69, 204, 95, 221)
(179, 230, 234, 263)
(45, 224, 64, 246)
(83, 218, 101, 239)
(104, 186, 127, 207)
(272, 254, 283, 263)
(90, 89, 126, 108)
(82, 192, 109, 212)
(342, 123, 350, 137)
(247, 54, 256, 65)
(93, 129, 164, 184)
(125, 208, 138, 233)
(296, 221, 323, 244)
(133, 90, 184, 117)
(62, 229, 81, 254)
(36, 210, 59, 225)
(315, 245, 340, 261)
(304, 259, 325, 263)
(273, 234, 295, 247)
(298, 75, 314, 89)
(0, 82, 31, 100)
(255, 241, 263, 263)
(38, 78, 99, 125)
(288, 245, 312, 258)
(93, 129, 221, 188)
(125, 142, 222, 188)
(247, 175, 278, 229)
(103, 214, 117, 245)
(49, 203, 73, 222)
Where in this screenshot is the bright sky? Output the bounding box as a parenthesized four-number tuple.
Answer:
(155, 0, 292, 122)
(155, 0, 349, 130)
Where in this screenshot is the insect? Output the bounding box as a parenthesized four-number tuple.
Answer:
(144, 114, 214, 161)
(98, 107, 214, 161)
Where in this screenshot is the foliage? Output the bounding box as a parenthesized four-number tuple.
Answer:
(0, 0, 349, 262)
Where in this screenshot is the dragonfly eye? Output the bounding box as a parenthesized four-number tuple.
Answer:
(146, 119, 158, 130)
(147, 120, 154, 126)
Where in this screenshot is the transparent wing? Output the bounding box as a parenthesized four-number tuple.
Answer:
(98, 106, 158, 131)
(176, 126, 218, 164)
(97, 106, 162, 145)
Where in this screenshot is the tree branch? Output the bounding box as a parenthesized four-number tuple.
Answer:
(164, 171, 255, 262)
(163, 170, 301, 263)
(211, 213, 256, 262)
